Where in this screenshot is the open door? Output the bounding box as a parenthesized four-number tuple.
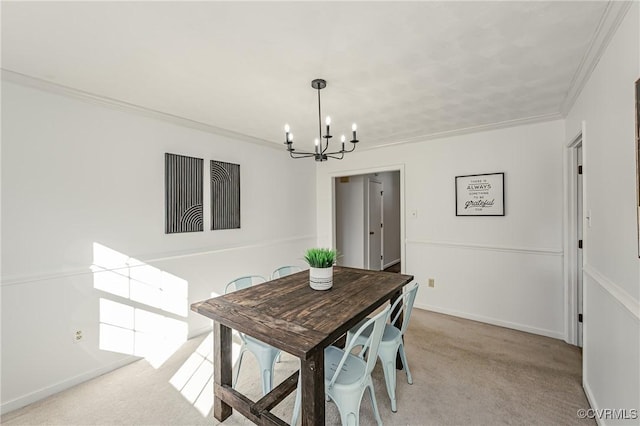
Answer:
(368, 180, 383, 270)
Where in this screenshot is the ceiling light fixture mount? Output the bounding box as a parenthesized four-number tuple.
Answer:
(284, 79, 358, 162)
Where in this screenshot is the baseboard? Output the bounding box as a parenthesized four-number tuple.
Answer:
(383, 259, 400, 269)
(0, 355, 139, 415)
(416, 303, 564, 340)
(188, 325, 212, 340)
(583, 380, 602, 425)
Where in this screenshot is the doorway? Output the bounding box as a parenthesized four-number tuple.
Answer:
(334, 170, 401, 271)
(565, 131, 584, 347)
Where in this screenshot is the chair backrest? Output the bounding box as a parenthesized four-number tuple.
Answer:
(270, 265, 303, 280)
(224, 275, 267, 294)
(389, 282, 420, 335)
(328, 304, 391, 389)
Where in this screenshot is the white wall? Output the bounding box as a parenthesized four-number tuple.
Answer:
(0, 81, 316, 413)
(335, 175, 366, 268)
(565, 3, 639, 423)
(317, 120, 566, 338)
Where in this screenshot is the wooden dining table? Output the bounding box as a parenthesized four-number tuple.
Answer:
(191, 266, 414, 426)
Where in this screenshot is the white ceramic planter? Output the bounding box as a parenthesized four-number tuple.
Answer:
(309, 266, 333, 290)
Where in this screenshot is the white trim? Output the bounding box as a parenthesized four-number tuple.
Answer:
(361, 113, 562, 152)
(406, 239, 563, 257)
(583, 380, 603, 426)
(188, 325, 213, 340)
(583, 264, 640, 321)
(1, 234, 316, 287)
(563, 129, 584, 346)
(560, 1, 634, 115)
(415, 304, 564, 340)
(1, 69, 278, 150)
(0, 356, 139, 415)
(383, 259, 401, 270)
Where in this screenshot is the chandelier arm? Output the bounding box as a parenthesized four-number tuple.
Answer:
(323, 149, 346, 156)
(322, 139, 331, 155)
(289, 151, 317, 159)
(326, 153, 344, 160)
(342, 143, 357, 153)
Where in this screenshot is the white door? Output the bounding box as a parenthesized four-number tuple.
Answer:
(577, 144, 584, 348)
(368, 180, 383, 270)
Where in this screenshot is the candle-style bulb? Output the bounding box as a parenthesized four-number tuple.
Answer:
(325, 116, 331, 126)
(351, 123, 357, 131)
(288, 133, 293, 142)
(314, 138, 319, 146)
(341, 135, 346, 143)
(284, 124, 290, 133)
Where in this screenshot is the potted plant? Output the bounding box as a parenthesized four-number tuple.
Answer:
(304, 248, 337, 290)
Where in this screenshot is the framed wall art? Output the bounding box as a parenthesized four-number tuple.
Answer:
(210, 160, 241, 230)
(455, 172, 505, 216)
(165, 153, 204, 233)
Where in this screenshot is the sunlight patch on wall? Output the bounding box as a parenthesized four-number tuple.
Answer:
(92, 243, 189, 369)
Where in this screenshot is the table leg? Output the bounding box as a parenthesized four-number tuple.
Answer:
(213, 321, 232, 421)
(390, 290, 405, 369)
(300, 351, 324, 426)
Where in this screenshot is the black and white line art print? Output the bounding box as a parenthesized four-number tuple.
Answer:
(210, 160, 240, 230)
(165, 153, 204, 233)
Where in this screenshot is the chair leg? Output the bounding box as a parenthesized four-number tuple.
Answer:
(257, 351, 279, 396)
(398, 343, 413, 384)
(233, 348, 246, 388)
(383, 360, 398, 412)
(291, 382, 301, 426)
(333, 396, 360, 426)
(261, 367, 272, 396)
(367, 381, 383, 426)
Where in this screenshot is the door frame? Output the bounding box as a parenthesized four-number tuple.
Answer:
(330, 164, 406, 273)
(563, 123, 587, 346)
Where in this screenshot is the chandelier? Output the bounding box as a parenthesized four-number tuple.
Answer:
(284, 79, 358, 162)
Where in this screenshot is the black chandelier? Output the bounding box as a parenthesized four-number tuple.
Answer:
(284, 79, 358, 162)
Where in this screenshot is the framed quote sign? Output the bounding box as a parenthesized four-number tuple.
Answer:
(455, 172, 505, 216)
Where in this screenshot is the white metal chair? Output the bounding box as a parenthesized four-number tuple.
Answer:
(291, 304, 391, 426)
(224, 275, 281, 396)
(270, 265, 303, 279)
(346, 282, 419, 412)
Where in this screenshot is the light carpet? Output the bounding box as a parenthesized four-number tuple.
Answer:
(2, 309, 593, 425)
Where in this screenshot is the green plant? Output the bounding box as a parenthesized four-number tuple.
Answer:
(304, 248, 337, 268)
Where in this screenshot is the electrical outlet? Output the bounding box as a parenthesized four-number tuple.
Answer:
(73, 330, 83, 343)
(428, 278, 435, 288)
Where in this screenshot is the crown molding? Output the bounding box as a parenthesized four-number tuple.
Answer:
(560, 1, 634, 115)
(1, 68, 281, 150)
(361, 111, 563, 151)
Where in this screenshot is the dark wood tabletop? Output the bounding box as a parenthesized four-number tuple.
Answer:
(192, 266, 413, 359)
(191, 266, 414, 425)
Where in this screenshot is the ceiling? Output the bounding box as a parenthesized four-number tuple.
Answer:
(1, 1, 617, 151)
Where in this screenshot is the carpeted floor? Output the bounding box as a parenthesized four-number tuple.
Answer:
(2, 309, 592, 425)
